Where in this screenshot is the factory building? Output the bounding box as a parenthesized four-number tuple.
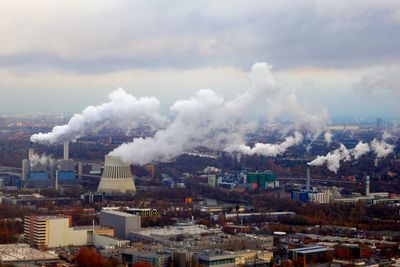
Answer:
(97, 155, 136, 194)
(24, 215, 114, 250)
(21, 141, 77, 189)
(120, 249, 172, 267)
(194, 251, 236, 267)
(288, 246, 334, 265)
(244, 171, 278, 189)
(22, 143, 52, 188)
(99, 210, 141, 239)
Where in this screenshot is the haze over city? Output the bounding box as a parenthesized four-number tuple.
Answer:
(1, 1, 400, 267)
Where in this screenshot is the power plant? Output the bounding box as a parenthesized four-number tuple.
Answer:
(21, 142, 78, 189)
(97, 155, 136, 194)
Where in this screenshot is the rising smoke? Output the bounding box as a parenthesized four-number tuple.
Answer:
(30, 89, 167, 144)
(324, 131, 333, 145)
(308, 138, 394, 173)
(30, 153, 54, 168)
(225, 131, 303, 157)
(31, 62, 328, 165)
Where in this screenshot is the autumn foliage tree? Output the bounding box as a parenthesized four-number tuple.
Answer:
(74, 247, 105, 267)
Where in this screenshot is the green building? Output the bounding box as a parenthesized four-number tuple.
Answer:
(245, 171, 277, 189)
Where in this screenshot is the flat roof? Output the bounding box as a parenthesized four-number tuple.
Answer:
(0, 244, 58, 262)
(289, 246, 328, 254)
(133, 224, 215, 237)
(33, 215, 67, 220)
(73, 225, 113, 230)
(101, 210, 136, 217)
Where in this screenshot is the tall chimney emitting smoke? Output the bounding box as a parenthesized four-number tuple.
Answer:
(365, 175, 370, 196)
(28, 142, 34, 161)
(63, 141, 69, 160)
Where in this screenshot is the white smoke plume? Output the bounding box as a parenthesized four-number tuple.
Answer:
(225, 131, 303, 157)
(382, 131, 392, 141)
(110, 63, 328, 164)
(31, 62, 328, 165)
(324, 131, 333, 145)
(352, 141, 370, 160)
(308, 144, 351, 173)
(309, 139, 394, 173)
(370, 139, 394, 159)
(30, 88, 167, 144)
(30, 153, 54, 168)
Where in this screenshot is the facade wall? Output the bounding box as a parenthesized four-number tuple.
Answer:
(48, 218, 69, 247)
(24, 215, 93, 249)
(94, 234, 129, 249)
(100, 211, 140, 239)
(65, 229, 89, 246)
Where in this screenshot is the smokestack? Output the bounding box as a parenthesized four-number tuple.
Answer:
(21, 159, 29, 182)
(365, 175, 370, 196)
(55, 171, 59, 191)
(28, 142, 34, 161)
(63, 141, 69, 160)
(306, 167, 311, 192)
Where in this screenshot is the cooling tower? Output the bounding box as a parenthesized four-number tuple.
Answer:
(97, 155, 136, 194)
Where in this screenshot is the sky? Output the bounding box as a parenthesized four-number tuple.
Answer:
(0, 0, 399, 118)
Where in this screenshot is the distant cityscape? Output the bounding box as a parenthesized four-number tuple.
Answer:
(0, 113, 399, 266)
(2, 1, 400, 267)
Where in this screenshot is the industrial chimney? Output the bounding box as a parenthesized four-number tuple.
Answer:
(365, 175, 370, 196)
(97, 155, 136, 194)
(306, 167, 311, 192)
(63, 141, 69, 160)
(28, 142, 34, 161)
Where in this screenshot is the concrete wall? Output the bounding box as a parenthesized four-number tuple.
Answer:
(48, 218, 69, 248)
(47, 218, 89, 248)
(100, 211, 140, 239)
(93, 234, 129, 249)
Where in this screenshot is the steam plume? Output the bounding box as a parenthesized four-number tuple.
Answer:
(30, 153, 54, 168)
(370, 139, 394, 159)
(308, 144, 350, 173)
(225, 131, 303, 157)
(324, 131, 333, 145)
(30, 88, 166, 144)
(309, 139, 394, 173)
(110, 63, 326, 164)
(352, 141, 370, 160)
(31, 62, 328, 165)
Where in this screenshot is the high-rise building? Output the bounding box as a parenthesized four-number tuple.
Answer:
(24, 215, 114, 250)
(97, 156, 136, 194)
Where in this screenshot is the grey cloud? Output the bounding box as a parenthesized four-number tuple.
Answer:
(0, 1, 400, 73)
